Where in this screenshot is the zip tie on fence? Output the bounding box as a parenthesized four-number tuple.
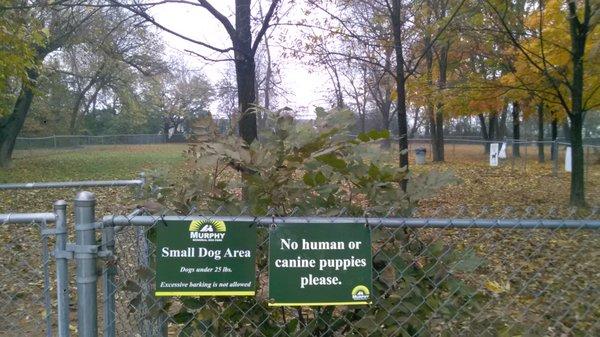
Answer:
(159, 213, 168, 227)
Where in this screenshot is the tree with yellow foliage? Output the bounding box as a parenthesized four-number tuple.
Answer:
(487, 0, 599, 206)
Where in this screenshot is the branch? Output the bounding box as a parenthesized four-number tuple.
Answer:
(196, 0, 236, 39)
(483, 0, 572, 115)
(251, 0, 281, 55)
(404, 0, 467, 80)
(109, 0, 234, 54)
(184, 49, 235, 62)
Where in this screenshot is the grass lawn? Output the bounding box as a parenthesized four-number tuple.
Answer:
(2, 144, 188, 183)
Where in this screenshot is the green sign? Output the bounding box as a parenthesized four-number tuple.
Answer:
(268, 222, 372, 306)
(155, 219, 256, 297)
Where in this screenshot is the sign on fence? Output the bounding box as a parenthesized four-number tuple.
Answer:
(268, 222, 372, 306)
(155, 219, 256, 296)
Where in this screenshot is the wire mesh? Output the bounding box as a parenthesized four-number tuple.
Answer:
(105, 207, 600, 337)
(0, 221, 56, 337)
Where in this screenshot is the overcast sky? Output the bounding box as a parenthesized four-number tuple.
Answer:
(150, 1, 331, 119)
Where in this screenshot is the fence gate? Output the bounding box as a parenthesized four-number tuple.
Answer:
(1, 191, 600, 337)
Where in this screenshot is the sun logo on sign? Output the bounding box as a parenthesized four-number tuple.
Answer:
(189, 220, 226, 232)
(351, 285, 370, 301)
(189, 220, 227, 242)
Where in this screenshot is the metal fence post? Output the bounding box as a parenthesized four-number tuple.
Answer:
(137, 172, 146, 200)
(102, 225, 116, 337)
(585, 145, 589, 182)
(553, 140, 559, 177)
(74, 191, 98, 337)
(40, 219, 53, 337)
(524, 139, 528, 172)
(511, 139, 515, 172)
(54, 200, 70, 337)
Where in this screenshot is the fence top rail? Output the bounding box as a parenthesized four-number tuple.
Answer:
(16, 133, 162, 140)
(0, 178, 144, 191)
(102, 215, 600, 229)
(0, 212, 56, 224)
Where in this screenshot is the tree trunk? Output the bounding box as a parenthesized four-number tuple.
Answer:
(550, 116, 558, 160)
(359, 110, 366, 133)
(234, 0, 257, 144)
(498, 104, 508, 139)
(570, 113, 584, 205)
(562, 120, 571, 142)
(478, 113, 489, 153)
(391, 0, 409, 191)
(380, 101, 392, 148)
(433, 42, 448, 162)
(424, 31, 436, 160)
(478, 113, 497, 154)
(0, 69, 39, 167)
(69, 92, 86, 134)
(488, 113, 497, 153)
(567, 6, 587, 206)
(512, 101, 520, 157)
(537, 104, 545, 163)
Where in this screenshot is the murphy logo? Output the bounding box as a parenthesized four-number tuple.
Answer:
(351, 285, 370, 301)
(189, 220, 227, 242)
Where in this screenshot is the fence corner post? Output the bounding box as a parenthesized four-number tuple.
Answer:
(74, 191, 98, 337)
(54, 200, 70, 337)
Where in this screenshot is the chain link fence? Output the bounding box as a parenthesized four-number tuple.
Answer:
(105, 210, 600, 337)
(14, 134, 166, 151)
(0, 220, 54, 337)
(0, 177, 146, 337)
(1, 181, 599, 336)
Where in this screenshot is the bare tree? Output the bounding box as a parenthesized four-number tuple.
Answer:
(113, 0, 284, 144)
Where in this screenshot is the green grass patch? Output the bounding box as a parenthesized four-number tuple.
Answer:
(1, 144, 187, 183)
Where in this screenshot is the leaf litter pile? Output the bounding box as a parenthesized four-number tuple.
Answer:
(0, 144, 599, 336)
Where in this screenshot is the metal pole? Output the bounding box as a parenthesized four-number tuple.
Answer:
(102, 215, 600, 230)
(585, 145, 589, 183)
(54, 200, 70, 337)
(0, 178, 143, 190)
(524, 139, 528, 172)
(102, 225, 116, 337)
(511, 139, 515, 172)
(137, 172, 146, 200)
(41, 219, 53, 337)
(75, 191, 98, 337)
(553, 140, 558, 177)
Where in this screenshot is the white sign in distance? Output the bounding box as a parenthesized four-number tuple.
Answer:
(498, 142, 507, 159)
(565, 146, 572, 172)
(490, 143, 499, 166)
